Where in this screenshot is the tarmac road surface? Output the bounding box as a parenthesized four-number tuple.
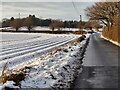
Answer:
(72, 33, 119, 89)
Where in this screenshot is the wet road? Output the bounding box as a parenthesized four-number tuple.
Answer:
(72, 33, 119, 89)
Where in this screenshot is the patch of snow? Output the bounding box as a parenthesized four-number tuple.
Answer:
(0, 32, 90, 89)
(2, 26, 79, 31)
(20, 39, 86, 88)
(0, 81, 19, 89)
(19, 27, 28, 31)
(33, 26, 51, 31)
(0, 33, 80, 74)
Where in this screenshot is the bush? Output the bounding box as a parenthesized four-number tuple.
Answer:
(74, 31, 86, 34)
(76, 35, 86, 42)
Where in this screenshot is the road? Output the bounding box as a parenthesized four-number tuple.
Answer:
(72, 33, 119, 89)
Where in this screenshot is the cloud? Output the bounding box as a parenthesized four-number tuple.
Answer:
(1, 0, 101, 2)
(1, 2, 94, 21)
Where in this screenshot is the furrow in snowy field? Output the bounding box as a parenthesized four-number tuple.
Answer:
(0, 36, 79, 73)
(0, 37, 57, 52)
(0, 32, 56, 46)
(0, 37, 76, 60)
(0, 37, 70, 58)
(0, 37, 66, 55)
(1, 36, 71, 52)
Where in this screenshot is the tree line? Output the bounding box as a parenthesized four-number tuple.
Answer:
(2, 15, 88, 31)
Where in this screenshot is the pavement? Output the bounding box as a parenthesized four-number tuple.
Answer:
(72, 33, 119, 89)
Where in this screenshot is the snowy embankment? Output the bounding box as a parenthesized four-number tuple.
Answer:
(0, 32, 90, 89)
(101, 35, 120, 47)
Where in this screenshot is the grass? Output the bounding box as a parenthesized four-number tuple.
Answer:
(74, 30, 87, 35)
(75, 35, 86, 42)
(102, 15, 120, 44)
(102, 25, 119, 43)
(0, 63, 28, 86)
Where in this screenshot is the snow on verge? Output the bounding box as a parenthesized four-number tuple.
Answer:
(0, 34, 90, 89)
(101, 35, 120, 47)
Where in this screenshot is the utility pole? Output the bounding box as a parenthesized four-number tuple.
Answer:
(79, 15, 82, 30)
(19, 13, 20, 19)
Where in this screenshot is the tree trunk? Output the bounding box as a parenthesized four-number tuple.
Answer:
(52, 27, 54, 31)
(28, 26, 31, 31)
(16, 28, 18, 31)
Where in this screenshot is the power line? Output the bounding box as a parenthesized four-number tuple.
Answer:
(71, 0, 80, 16)
(71, 1, 83, 30)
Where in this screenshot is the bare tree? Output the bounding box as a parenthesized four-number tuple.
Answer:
(49, 20, 62, 31)
(23, 17, 33, 31)
(84, 20, 102, 31)
(85, 2, 120, 27)
(84, 21, 93, 30)
(10, 19, 21, 31)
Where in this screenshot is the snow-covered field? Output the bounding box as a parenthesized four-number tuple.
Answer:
(0, 26, 79, 31)
(0, 32, 80, 70)
(0, 32, 90, 89)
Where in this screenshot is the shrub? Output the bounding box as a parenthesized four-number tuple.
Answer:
(74, 31, 86, 34)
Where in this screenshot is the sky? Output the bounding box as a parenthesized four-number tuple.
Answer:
(0, 1, 96, 21)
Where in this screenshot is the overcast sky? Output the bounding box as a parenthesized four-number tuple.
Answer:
(0, 2, 96, 21)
